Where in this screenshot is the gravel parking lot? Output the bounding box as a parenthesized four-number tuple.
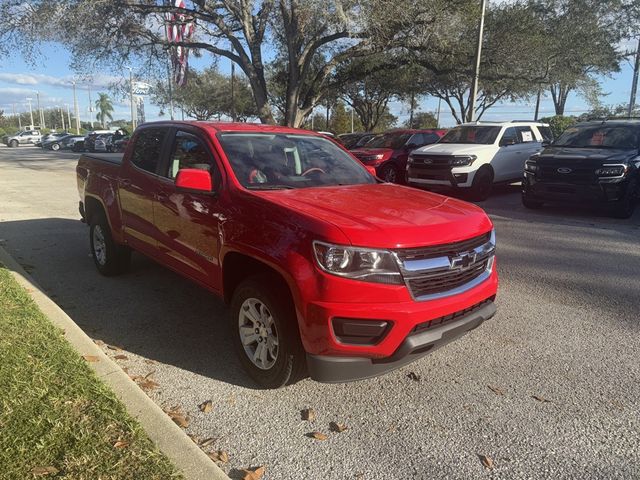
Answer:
(1, 145, 639, 480)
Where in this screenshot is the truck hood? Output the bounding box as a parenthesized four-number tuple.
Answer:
(255, 183, 492, 249)
(350, 148, 394, 161)
(414, 143, 497, 156)
(537, 146, 636, 165)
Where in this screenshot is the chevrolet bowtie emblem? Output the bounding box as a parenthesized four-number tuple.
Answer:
(450, 252, 477, 270)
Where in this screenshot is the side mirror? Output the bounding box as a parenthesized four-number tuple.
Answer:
(175, 168, 213, 194)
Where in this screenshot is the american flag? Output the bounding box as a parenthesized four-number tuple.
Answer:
(165, 0, 195, 86)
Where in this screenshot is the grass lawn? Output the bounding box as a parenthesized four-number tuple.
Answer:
(0, 264, 182, 480)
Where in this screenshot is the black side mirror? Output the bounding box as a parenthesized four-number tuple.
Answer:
(541, 140, 551, 147)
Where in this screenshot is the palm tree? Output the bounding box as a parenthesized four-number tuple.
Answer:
(95, 93, 114, 128)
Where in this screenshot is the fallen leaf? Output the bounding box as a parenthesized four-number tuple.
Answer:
(301, 408, 316, 421)
(199, 400, 213, 413)
(407, 372, 420, 381)
(144, 359, 157, 365)
(82, 355, 99, 363)
(307, 431, 328, 441)
(479, 454, 494, 469)
(164, 408, 190, 428)
(329, 422, 347, 433)
(92, 339, 105, 347)
(106, 344, 123, 351)
(200, 437, 216, 448)
(187, 434, 201, 444)
(137, 378, 160, 391)
(488, 385, 504, 396)
(242, 466, 266, 480)
(113, 440, 129, 449)
(31, 466, 59, 476)
(532, 395, 551, 403)
(207, 450, 229, 463)
(114, 354, 128, 360)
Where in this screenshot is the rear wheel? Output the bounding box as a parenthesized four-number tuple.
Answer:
(89, 211, 131, 276)
(469, 167, 494, 201)
(230, 274, 306, 389)
(611, 179, 638, 219)
(380, 164, 400, 184)
(9, 140, 18, 148)
(51, 143, 60, 151)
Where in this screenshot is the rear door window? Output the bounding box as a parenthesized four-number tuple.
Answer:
(516, 127, 535, 143)
(131, 128, 167, 174)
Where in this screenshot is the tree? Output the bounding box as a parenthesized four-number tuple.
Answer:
(94, 93, 113, 128)
(153, 67, 257, 121)
(405, 111, 438, 129)
(539, 115, 576, 138)
(528, 0, 624, 115)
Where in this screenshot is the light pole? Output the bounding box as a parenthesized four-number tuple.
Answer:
(628, 37, 640, 118)
(66, 104, 72, 131)
(59, 106, 65, 131)
(88, 85, 94, 128)
(26, 97, 34, 128)
(72, 81, 80, 134)
(467, 0, 487, 123)
(36, 91, 46, 129)
(128, 67, 136, 130)
(436, 97, 442, 128)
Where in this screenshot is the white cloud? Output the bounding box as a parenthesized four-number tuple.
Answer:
(0, 72, 123, 89)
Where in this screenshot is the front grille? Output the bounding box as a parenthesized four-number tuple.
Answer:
(410, 298, 494, 335)
(411, 154, 456, 166)
(396, 232, 491, 261)
(407, 260, 488, 297)
(538, 166, 594, 184)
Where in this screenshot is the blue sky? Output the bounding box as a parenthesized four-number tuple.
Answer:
(1, 39, 637, 128)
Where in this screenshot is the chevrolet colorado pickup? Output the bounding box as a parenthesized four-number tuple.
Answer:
(77, 122, 498, 388)
(523, 119, 640, 218)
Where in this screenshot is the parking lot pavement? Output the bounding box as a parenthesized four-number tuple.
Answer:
(1, 145, 639, 480)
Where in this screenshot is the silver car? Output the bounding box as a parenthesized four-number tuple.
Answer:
(3, 130, 42, 147)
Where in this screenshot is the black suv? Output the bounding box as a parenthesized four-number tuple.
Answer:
(522, 120, 640, 218)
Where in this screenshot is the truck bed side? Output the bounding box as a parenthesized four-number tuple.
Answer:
(76, 153, 125, 242)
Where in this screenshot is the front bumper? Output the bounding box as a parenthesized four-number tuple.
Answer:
(523, 172, 631, 203)
(407, 164, 475, 189)
(307, 300, 496, 382)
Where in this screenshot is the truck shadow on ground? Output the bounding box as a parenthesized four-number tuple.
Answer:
(0, 217, 257, 389)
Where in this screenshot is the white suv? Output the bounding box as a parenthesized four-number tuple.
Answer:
(406, 121, 553, 200)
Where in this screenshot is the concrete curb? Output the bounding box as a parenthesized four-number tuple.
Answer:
(0, 245, 229, 480)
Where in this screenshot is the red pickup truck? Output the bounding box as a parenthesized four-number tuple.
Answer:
(77, 122, 498, 388)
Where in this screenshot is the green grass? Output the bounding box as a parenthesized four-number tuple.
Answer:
(0, 265, 182, 480)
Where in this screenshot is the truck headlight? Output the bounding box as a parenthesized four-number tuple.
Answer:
(595, 165, 626, 177)
(313, 241, 403, 285)
(451, 155, 476, 167)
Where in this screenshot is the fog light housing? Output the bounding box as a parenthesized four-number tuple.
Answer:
(332, 318, 391, 345)
(453, 173, 468, 183)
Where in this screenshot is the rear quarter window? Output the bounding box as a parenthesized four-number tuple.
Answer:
(131, 128, 167, 174)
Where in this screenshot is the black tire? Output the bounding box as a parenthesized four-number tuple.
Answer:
(611, 179, 637, 219)
(9, 140, 18, 148)
(522, 195, 544, 209)
(380, 163, 400, 184)
(51, 143, 60, 151)
(89, 211, 131, 276)
(230, 274, 306, 389)
(469, 167, 494, 201)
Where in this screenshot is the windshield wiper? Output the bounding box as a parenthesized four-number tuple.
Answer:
(246, 184, 295, 190)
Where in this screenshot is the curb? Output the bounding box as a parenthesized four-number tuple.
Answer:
(0, 245, 229, 480)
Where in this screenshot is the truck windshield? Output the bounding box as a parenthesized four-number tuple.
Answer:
(218, 133, 375, 190)
(365, 133, 411, 149)
(554, 125, 639, 149)
(439, 126, 501, 145)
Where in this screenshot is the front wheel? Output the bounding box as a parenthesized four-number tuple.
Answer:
(51, 143, 60, 151)
(611, 179, 637, 219)
(9, 140, 18, 148)
(380, 164, 400, 184)
(89, 212, 131, 276)
(469, 167, 494, 201)
(230, 274, 306, 388)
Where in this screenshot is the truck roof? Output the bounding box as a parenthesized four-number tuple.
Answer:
(139, 121, 322, 136)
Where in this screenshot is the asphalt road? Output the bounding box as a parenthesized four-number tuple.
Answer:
(1, 145, 639, 480)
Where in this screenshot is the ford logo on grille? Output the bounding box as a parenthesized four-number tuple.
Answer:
(557, 167, 572, 174)
(450, 252, 477, 270)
